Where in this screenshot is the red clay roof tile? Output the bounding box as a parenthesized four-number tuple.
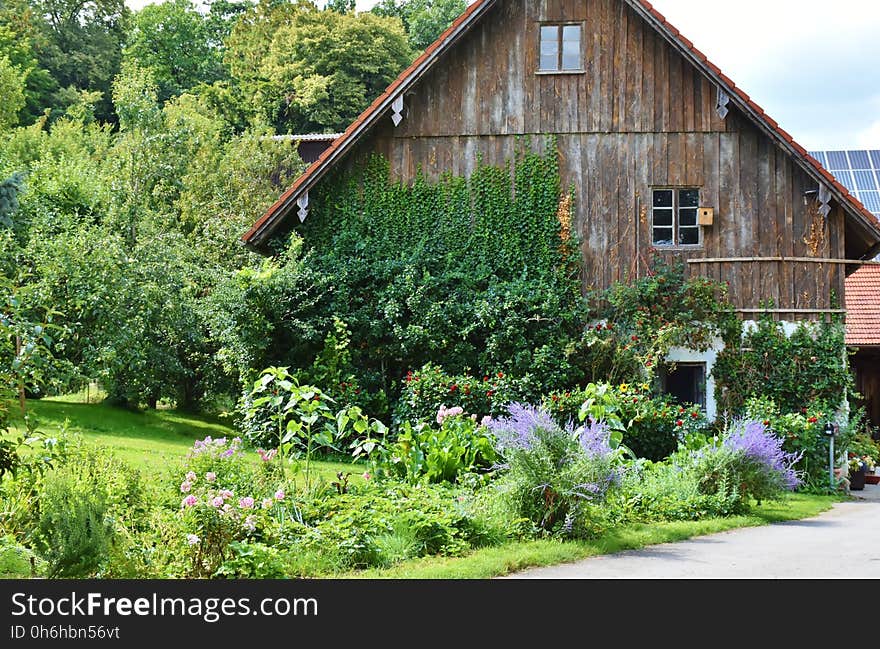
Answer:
(846, 266, 880, 346)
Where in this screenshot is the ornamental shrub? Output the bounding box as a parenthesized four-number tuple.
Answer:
(543, 382, 708, 461)
(742, 397, 851, 490)
(393, 362, 537, 427)
(673, 420, 801, 511)
(486, 404, 621, 538)
(713, 315, 852, 415)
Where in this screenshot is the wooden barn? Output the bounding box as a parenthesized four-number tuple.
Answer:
(244, 0, 880, 418)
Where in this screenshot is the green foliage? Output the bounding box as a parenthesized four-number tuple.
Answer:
(0, 55, 26, 129)
(32, 441, 147, 578)
(215, 541, 289, 578)
(395, 363, 535, 426)
(220, 0, 413, 133)
(288, 481, 498, 570)
(124, 0, 224, 101)
(742, 397, 851, 490)
(613, 459, 744, 522)
(354, 414, 498, 485)
(714, 315, 852, 415)
(294, 143, 584, 406)
(543, 382, 708, 461)
(600, 256, 739, 376)
(30, 0, 131, 123)
(0, 172, 24, 228)
(372, 0, 466, 51)
(490, 409, 622, 538)
(0, 534, 42, 576)
(242, 366, 386, 490)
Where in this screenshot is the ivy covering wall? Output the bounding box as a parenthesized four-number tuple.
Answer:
(286, 139, 588, 411)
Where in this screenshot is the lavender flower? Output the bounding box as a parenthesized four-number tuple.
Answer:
(723, 419, 802, 490)
(576, 418, 613, 459)
(485, 403, 555, 452)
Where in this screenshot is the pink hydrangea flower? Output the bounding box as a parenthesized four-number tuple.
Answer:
(220, 489, 233, 500)
(181, 495, 198, 508)
(274, 490, 285, 501)
(186, 471, 197, 482)
(362, 472, 371, 481)
(243, 515, 257, 533)
(437, 405, 464, 424)
(211, 496, 224, 508)
(257, 448, 278, 462)
(180, 481, 192, 493)
(205, 472, 216, 483)
(239, 497, 255, 509)
(186, 534, 199, 546)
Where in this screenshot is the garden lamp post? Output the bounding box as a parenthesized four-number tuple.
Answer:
(823, 422, 836, 489)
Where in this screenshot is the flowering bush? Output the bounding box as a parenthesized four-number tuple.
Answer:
(393, 363, 536, 427)
(486, 403, 622, 538)
(174, 437, 288, 577)
(543, 382, 708, 461)
(673, 420, 801, 511)
(742, 397, 851, 489)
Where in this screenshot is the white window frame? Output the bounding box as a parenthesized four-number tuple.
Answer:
(537, 23, 585, 74)
(651, 187, 702, 248)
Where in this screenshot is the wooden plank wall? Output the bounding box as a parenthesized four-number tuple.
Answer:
(339, 0, 848, 316)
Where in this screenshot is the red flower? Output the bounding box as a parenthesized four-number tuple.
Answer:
(763, 420, 771, 426)
(632, 398, 638, 404)
(678, 407, 685, 414)
(676, 420, 684, 427)
(606, 323, 613, 330)
(463, 386, 471, 395)
(595, 324, 603, 331)
(486, 391, 494, 399)
(690, 412, 699, 419)
(450, 384, 458, 392)
(551, 394, 559, 402)
(631, 335, 639, 342)
(497, 372, 504, 379)
(807, 416, 818, 424)
(483, 376, 489, 382)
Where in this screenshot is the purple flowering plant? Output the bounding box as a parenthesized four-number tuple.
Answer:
(485, 403, 622, 537)
(722, 419, 802, 491)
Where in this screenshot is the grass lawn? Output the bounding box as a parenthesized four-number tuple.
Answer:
(352, 492, 840, 579)
(8, 397, 364, 482)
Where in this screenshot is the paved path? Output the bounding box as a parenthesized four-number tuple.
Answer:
(506, 484, 880, 579)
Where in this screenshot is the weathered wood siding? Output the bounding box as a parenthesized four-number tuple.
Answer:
(339, 0, 847, 316)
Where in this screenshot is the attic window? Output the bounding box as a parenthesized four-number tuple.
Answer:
(539, 24, 582, 73)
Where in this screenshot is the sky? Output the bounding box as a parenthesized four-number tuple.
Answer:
(123, 0, 880, 150)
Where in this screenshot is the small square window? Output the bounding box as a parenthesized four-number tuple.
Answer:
(539, 24, 582, 72)
(652, 188, 703, 247)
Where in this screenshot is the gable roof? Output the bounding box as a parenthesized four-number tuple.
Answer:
(243, 0, 880, 253)
(846, 265, 880, 346)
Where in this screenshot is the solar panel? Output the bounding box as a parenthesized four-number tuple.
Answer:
(849, 151, 872, 169)
(810, 149, 880, 219)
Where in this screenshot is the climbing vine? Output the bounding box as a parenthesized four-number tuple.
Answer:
(280, 138, 586, 414)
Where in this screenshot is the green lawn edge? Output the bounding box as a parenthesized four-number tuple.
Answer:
(348, 493, 840, 579)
